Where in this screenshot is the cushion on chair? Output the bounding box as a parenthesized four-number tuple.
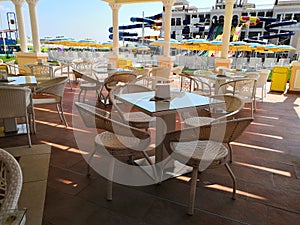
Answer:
(170, 140, 228, 171)
(184, 117, 215, 127)
(95, 131, 150, 157)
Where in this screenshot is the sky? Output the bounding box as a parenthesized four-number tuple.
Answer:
(0, 0, 276, 42)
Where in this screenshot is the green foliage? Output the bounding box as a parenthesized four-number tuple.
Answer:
(0, 56, 17, 63)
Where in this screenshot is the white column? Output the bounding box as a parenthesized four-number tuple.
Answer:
(109, 3, 121, 56)
(221, 0, 235, 59)
(12, 0, 28, 52)
(26, 0, 40, 53)
(162, 0, 175, 57)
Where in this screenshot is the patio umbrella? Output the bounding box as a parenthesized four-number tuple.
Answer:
(207, 41, 234, 51)
(275, 45, 296, 52)
(177, 39, 209, 50)
(101, 41, 114, 48)
(229, 41, 248, 51)
(150, 38, 180, 47)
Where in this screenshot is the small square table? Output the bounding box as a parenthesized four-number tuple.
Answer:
(116, 91, 212, 167)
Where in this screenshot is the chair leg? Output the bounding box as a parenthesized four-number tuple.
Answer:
(107, 158, 115, 201)
(25, 114, 32, 148)
(188, 167, 198, 215)
(227, 142, 233, 163)
(78, 89, 83, 102)
(86, 148, 97, 177)
(57, 102, 68, 127)
(83, 90, 87, 103)
(141, 151, 158, 183)
(224, 163, 236, 200)
(29, 108, 36, 134)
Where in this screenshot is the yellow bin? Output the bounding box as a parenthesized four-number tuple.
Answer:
(270, 66, 290, 92)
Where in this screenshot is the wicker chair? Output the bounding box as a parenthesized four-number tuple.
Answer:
(27, 64, 54, 83)
(53, 62, 73, 89)
(32, 76, 68, 129)
(184, 95, 244, 128)
(2, 60, 28, 76)
(178, 73, 212, 96)
(149, 66, 171, 89)
(171, 65, 184, 76)
(109, 84, 156, 130)
(100, 72, 137, 105)
(193, 69, 215, 94)
(164, 117, 253, 215)
(75, 102, 154, 200)
(217, 78, 257, 117)
(256, 69, 270, 102)
(0, 148, 23, 211)
(71, 61, 94, 81)
(72, 69, 103, 102)
(0, 87, 33, 147)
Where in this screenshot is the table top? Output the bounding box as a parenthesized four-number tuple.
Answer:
(7, 76, 37, 86)
(117, 91, 212, 116)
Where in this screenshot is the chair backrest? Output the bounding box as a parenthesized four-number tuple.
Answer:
(128, 67, 151, 77)
(0, 148, 23, 211)
(193, 70, 215, 86)
(257, 69, 270, 87)
(28, 64, 53, 82)
(236, 58, 248, 67)
(263, 58, 276, 68)
(4, 63, 27, 76)
(133, 75, 154, 89)
(208, 95, 244, 120)
(164, 117, 253, 151)
(171, 65, 184, 75)
(104, 72, 137, 92)
(72, 69, 101, 87)
(244, 72, 260, 80)
(218, 78, 257, 100)
(0, 64, 9, 75)
(0, 86, 31, 118)
(75, 102, 150, 149)
(71, 61, 94, 72)
(149, 66, 171, 80)
(179, 73, 211, 96)
(35, 76, 68, 99)
(109, 84, 152, 123)
(248, 58, 262, 68)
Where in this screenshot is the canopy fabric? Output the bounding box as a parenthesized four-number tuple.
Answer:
(150, 38, 180, 47)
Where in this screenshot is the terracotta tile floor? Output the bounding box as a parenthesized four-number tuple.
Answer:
(1, 81, 300, 225)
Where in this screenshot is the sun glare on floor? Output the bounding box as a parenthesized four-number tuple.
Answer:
(232, 142, 284, 153)
(41, 141, 89, 155)
(36, 119, 90, 132)
(205, 184, 266, 200)
(235, 162, 292, 177)
(176, 175, 191, 182)
(245, 131, 283, 140)
(57, 178, 78, 187)
(256, 115, 279, 120)
(251, 122, 274, 127)
(34, 107, 74, 116)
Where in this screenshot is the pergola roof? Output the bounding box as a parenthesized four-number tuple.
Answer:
(102, 0, 161, 4)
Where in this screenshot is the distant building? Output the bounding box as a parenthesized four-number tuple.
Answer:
(171, 0, 300, 50)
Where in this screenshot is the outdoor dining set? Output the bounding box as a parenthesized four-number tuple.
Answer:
(0, 54, 271, 216)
